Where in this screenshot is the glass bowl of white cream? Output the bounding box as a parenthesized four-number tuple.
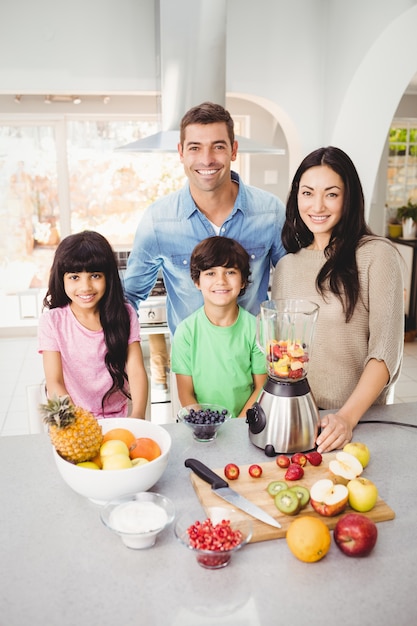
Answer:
(100, 492, 175, 549)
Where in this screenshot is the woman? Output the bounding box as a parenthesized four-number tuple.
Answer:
(272, 146, 404, 452)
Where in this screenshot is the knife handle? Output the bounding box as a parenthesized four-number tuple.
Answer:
(185, 458, 229, 490)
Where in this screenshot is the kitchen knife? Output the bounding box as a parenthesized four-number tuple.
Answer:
(185, 458, 281, 528)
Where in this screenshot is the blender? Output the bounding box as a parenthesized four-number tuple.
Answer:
(246, 299, 320, 456)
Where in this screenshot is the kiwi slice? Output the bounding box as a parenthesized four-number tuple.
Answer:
(289, 485, 310, 508)
(267, 480, 288, 497)
(274, 489, 301, 515)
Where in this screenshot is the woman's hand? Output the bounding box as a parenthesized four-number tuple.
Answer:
(316, 412, 353, 453)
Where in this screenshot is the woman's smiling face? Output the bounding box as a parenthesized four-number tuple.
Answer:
(297, 165, 345, 249)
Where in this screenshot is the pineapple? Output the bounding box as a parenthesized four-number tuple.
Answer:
(40, 395, 103, 463)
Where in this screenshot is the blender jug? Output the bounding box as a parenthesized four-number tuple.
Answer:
(247, 299, 320, 455)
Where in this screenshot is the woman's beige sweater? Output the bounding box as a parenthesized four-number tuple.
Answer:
(271, 238, 404, 410)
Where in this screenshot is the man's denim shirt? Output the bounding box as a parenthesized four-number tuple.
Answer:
(124, 171, 286, 334)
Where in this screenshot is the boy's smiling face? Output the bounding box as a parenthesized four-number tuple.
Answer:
(195, 266, 245, 307)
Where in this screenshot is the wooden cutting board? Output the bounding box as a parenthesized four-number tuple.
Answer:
(189, 452, 395, 542)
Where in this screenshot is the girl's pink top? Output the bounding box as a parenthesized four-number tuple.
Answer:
(38, 303, 140, 418)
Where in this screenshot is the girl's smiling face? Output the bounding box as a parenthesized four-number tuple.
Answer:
(64, 271, 106, 311)
(297, 165, 344, 249)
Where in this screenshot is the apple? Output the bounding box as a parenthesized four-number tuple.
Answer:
(224, 463, 240, 480)
(248, 464, 263, 478)
(347, 477, 378, 512)
(276, 454, 291, 468)
(310, 478, 349, 516)
(333, 513, 378, 557)
(100, 439, 130, 458)
(329, 451, 363, 485)
(343, 442, 370, 468)
(76, 461, 100, 470)
(131, 457, 150, 467)
(291, 452, 307, 467)
(102, 453, 133, 470)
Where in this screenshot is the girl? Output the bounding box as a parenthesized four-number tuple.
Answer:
(171, 236, 267, 417)
(272, 146, 404, 452)
(38, 231, 148, 418)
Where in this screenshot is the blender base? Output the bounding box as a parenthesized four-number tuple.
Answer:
(246, 377, 320, 455)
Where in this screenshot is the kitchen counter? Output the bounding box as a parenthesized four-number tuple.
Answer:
(1, 403, 416, 626)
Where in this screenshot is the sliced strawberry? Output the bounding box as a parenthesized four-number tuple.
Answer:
(288, 368, 304, 379)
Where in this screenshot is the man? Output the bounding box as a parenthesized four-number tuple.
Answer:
(124, 102, 286, 387)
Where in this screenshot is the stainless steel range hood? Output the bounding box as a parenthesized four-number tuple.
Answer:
(116, 0, 284, 155)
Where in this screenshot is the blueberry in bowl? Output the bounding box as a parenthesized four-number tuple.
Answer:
(177, 404, 232, 442)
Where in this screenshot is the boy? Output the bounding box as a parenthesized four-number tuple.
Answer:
(171, 237, 267, 418)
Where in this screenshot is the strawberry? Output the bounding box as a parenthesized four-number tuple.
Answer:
(224, 463, 240, 480)
(285, 464, 304, 481)
(276, 454, 291, 468)
(248, 464, 263, 478)
(291, 452, 307, 467)
(306, 451, 323, 466)
(288, 368, 304, 379)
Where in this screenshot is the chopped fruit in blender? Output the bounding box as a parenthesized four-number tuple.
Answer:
(266, 339, 309, 380)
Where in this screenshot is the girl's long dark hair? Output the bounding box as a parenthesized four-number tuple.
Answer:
(282, 146, 374, 322)
(43, 230, 131, 411)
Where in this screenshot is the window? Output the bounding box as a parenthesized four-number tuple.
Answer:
(387, 121, 417, 207)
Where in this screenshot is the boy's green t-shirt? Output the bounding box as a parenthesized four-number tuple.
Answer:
(171, 306, 266, 417)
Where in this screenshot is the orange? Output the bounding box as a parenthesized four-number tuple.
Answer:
(102, 428, 136, 449)
(286, 516, 331, 562)
(129, 437, 161, 461)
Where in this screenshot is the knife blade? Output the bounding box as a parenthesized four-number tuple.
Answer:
(185, 458, 281, 528)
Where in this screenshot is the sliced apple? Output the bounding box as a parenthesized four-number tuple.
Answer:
(310, 478, 349, 517)
(329, 451, 363, 485)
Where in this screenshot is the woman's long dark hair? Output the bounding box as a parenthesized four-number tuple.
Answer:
(43, 230, 131, 410)
(282, 146, 374, 322)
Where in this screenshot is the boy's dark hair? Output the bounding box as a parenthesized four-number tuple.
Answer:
(190, 236, 251, 296)
(43, 230, 131, 411)
(180, 102, 235, 147)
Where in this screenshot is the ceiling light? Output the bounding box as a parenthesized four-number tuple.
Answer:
(44, 95, 51, 104)
(103, 96, 110, 104)
(72, 96, 82, 105)
(14, 95, 21, 103)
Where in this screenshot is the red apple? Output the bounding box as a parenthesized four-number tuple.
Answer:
(291, 452, 307, 467)
(248, 464, 263, 478)
(310, 478, 348, 516)
(333, 513, 378, 557)
(276, 454, 291, 468)
(224, 463, 240, 480)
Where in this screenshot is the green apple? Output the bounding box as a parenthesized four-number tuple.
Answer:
(347, 477, 378, 512)
(76, 461, 100, 470)
(100, 439, 130, 458)
(131, 457, 150, 466)
(102, 453, 133, 470)
(343, 442, 370, 468)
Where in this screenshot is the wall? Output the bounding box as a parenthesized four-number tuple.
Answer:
(0, 0, 417, 220)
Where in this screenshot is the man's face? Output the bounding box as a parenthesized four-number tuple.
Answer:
(178, 122, 238, 193)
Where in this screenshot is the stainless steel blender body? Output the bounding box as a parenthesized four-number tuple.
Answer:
(247, 299, 320, 455)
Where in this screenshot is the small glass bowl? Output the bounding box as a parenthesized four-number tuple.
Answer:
(177, 404, 232, 442)
(100, 492, 175, 549)
(174, 507, 253, 569)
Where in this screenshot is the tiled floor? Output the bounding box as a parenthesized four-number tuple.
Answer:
(1, 332, 417, 437)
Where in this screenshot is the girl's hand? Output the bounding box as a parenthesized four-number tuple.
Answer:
(316, 412, 353, 454)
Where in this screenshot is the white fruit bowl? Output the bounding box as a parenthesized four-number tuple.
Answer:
(52, 418, 171, 504)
